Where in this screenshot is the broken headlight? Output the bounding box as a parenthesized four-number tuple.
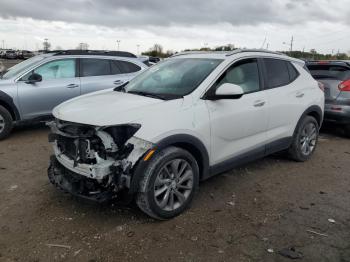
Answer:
(101, 124, 141, 148)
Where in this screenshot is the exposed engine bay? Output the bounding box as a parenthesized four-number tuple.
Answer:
(47, 119, 153, 202)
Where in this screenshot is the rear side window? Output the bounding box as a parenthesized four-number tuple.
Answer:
(307, 64, 350, 81)
(287, 62, 299, 82)
(263, 58, 292, 89)
(114, 60, 141, 74)
(81, 59, 111, 77)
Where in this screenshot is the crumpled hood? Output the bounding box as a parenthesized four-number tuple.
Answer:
(53, 90, 183, 126)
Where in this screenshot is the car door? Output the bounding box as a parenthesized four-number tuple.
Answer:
(79, 58, 142, 95)
(262, 58, 308, 144)
(17, 58, 80, 120)
(205, 58, 269, 165)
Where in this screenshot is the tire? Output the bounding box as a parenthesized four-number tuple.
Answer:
(136, 146, 199, 220)
(344, 125, 350, 138)
(0, 105, 13, 140)
(288, 115, 319, 162)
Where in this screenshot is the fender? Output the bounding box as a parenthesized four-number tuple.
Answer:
(0, 90, 20, 121)
(128, 134, 210, 194)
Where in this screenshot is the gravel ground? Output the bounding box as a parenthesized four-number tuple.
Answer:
(0, 124, 349, 262)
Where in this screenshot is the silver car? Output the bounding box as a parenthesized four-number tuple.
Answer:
(307, 61, 350, 137)
(0, 50, 148, 139)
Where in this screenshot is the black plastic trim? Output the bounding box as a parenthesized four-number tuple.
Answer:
(296, 105, 323, 130)
(0, 90, 20, 120)
(210, 146, 265, 176)
(209, 137, 293, 177)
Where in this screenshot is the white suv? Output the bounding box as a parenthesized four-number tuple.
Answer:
(48, 50, 324, 219)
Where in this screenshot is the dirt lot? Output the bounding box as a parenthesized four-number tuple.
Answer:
(0, 124, 349, 262)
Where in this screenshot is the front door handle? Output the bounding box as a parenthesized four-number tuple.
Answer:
(296, 92, 305, 98)
(253, 100, 266, 107)
(66, 84, 78, 88)
(114, 80, 124, 85)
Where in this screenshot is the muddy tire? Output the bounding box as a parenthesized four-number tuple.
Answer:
(288, 116, 319, 162)
(136, 146, 199, 220)
(0, 105, 13, 140)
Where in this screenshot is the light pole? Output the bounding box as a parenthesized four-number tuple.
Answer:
(282, 36, 294, 53)
(116, 40, 121, 51)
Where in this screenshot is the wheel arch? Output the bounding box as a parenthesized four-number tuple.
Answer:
(294, 105, 323, 135)
(0, 91, 20, 121)
(129, 134, 210, 194)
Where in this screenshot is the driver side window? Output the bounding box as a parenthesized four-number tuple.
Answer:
(215, 58, 260, 94)
(22, 59, 76, 81)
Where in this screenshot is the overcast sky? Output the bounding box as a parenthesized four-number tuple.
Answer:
(0, 0, 349, 54)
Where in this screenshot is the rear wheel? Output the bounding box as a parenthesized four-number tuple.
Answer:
(288, 116, 319, 162)
(0, 105, 13, 140)
(136, 147, 199, 220)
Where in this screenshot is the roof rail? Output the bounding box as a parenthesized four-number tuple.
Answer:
(170, 51, 219, 58)
(51, 50, 137, 58)
(170, 49, 287, 58)
(226, 49, 287, 56)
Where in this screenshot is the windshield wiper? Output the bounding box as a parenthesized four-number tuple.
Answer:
(127, 90, 168, 100)
(113, 81, 129, 92)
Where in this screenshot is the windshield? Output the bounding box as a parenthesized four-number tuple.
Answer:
(125, 58, 222, 98)
(1, 55, 46, 79)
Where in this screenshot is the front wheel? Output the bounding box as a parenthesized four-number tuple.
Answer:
(0, 105, 13, 140)
(136, 147, 199, 220)
(288, 116, 319, 162)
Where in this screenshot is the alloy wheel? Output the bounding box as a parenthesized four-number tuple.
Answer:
(300, 122, 317, 155)
(153, 159, 194, 211)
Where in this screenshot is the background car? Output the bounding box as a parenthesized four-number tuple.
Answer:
(307, 60, 350, 136)
(3, 50, 17, 59)
(17, 50, 35, 60)
(0, 50, 148, 139)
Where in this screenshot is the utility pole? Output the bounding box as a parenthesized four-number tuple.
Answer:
(116, 40, 121, 51)
(290, 36, 294, 52)
(137, 44, 140, 55)
(1, 40, 5, 49)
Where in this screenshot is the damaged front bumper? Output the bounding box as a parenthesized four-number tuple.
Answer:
(47, 119, 154, 202)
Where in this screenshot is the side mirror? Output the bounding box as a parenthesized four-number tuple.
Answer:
(26, 73, 42, 84)
(206, 83, 244, 100)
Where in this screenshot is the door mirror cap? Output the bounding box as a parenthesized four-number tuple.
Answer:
(205, 83, 244, 100)
(26, 73, 42, 84)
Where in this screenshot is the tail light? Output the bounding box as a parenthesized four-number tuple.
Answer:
(338, 80, 350, 92)
(317, 81, 325, 92)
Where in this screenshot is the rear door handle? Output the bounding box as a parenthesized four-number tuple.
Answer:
(114, 80, 124, 85)
(253, 100, 266, 107)
(296, 92, 304, 98)
(66, 84, 78, 88)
